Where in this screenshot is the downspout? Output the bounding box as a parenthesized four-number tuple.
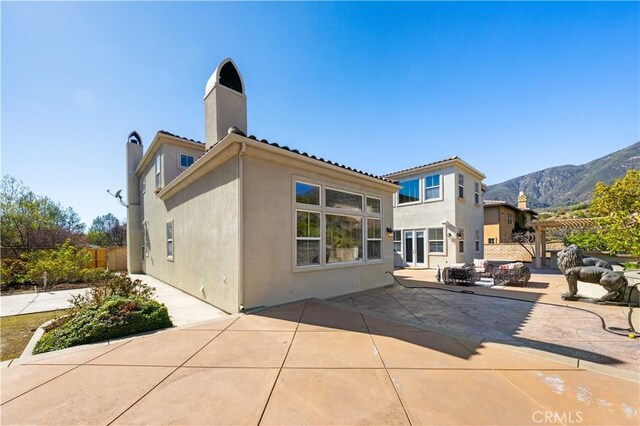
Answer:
(238, 141, 247, 312)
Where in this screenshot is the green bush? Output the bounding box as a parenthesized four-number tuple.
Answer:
(70, 273, 155, 308)
(564, 231, 608, 252)
(24, 240, 92, 285)
(33, 296, 172, 354)
(80, 268, 116, 283)
(1, 258, 31, 288)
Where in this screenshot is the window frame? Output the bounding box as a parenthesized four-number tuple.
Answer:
(295, 209, 322, 267)
(155, 154, 162, 189)
(475, 230, 480, 252)
(366, 196, 382, 215)
(488, 238, 496, 244)
(292, 177, 383, 272)
(458, 173, 464, 199)
(295, 180, 321, 206)
(166, 220, 174, 261)
(474, 182, 480, 205)
(427, 227, 446, 254)
(366, 218, 382, 260)
(393, 230, 402, 254)
(141, 175, 146, 194)
(397, 177, 421, 206)
(178, 152, 196, 169)
(424, 173, 443, 203)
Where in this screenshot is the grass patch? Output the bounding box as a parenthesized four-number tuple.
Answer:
(1, 310, 70, 361)
(621, 262, 640, 270)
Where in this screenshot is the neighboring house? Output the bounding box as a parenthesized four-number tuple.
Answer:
(383, 158, 486, 268)
(483, 192, 538, 244)
(125, 58, 398, 313)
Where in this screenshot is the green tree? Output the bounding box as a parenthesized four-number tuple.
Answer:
(590, 170, 640, 256)
(0, 175, 85, 255)
(87, 213, 126, 247)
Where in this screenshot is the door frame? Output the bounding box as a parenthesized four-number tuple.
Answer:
(403, 229, 426, 268)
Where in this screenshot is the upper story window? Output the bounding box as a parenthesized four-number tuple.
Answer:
(155, 154, 162, 189)
(474, 183, 480, 204)
(296, 182, 320, 205)
(398, 178, 420, 205)
(507, 213, 513, 225)
(141, 176, 146, 194)
(179, 153, 195, 169)
(326, 188, 362, 212)
(424, 174, 441, 201)
(458, 173, 464, 199)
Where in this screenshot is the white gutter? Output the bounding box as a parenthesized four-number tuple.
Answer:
(238, 141, 246, 312)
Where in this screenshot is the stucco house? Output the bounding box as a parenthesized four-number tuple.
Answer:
(483, 192, 537, 244)
(383, 158, 486, 268)
(125, 58, 398, 313)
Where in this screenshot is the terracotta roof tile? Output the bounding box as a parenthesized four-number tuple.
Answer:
(383, 156, 461, 177)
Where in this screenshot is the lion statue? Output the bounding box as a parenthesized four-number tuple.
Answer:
(557, 245, 627, 303)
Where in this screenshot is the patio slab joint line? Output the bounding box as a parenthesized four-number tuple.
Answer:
(362, 312, 414, 426)
(105, 316, 240, 426)
(382, 287, 427, 326)
(1, 339, 134, 406)
(257, 301, 308, 425)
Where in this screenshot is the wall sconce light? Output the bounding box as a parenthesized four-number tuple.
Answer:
(386, 227, 394, 237)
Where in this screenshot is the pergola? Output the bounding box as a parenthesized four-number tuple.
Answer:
(531, 218, 594, 269)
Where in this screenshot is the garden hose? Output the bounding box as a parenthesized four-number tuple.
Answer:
(385, 271, 639, 340)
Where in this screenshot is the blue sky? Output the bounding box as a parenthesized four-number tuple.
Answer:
(2, 1, 638, 227)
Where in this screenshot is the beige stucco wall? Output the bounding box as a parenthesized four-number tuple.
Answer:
(241, 147, 396, 309)
(139, 148, 240, 313)
(390, 164, 484, 268)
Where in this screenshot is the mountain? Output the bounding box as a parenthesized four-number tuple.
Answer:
(484, 141, 640, 208)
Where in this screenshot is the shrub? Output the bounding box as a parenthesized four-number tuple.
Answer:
(80, 268, 116, 283)
(70, 273, 155, 308)
(564, 231, 608, 252)
(1, 258, 31, 288)
(33, 296, 172, 354)
(24, 240, 91, 284)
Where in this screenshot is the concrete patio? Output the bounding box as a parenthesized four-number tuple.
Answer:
(1, 299, 638, 425)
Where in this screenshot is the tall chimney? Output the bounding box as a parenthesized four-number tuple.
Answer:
(517, 191, 528, 210)
(126, 131, 143, 273)
(204, 58, 247, 149)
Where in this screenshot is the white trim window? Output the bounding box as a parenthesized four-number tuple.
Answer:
(458, 173, 464, 199)
(155, 154, 162, 189)
(428, 228, 444, 253)
(475, 230, 480, 252)
(293, 179, 382, 269)
(179, 153, 195, 169)
(393, 230, 402, 253)
(296, 210, 321, 266)
(424, 174, 441, 201)
(142, 221, 150, 257)
(166, 220, 174, 260)
(398, 178, 420, 205)
(474, 182, 480, 204)
(367, 218, 382, 260)
(458, 228, 465, 253)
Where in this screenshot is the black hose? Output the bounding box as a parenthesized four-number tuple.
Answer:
(385, 271, 638, 339)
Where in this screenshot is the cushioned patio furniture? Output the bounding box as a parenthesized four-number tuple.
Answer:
(443, 264, 479, 286)
(473, 259, 494, 278)
(493, 262, 531, 286)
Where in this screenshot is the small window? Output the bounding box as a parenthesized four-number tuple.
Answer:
(507, 213, 513, 225)
(393, 230, 402, 253)
(425, 174, 441, 201)
(296, 210, 320, 266)
(296, 181, 320, 205)
(367, 218, 382, 260)
(398, 178, 420, 204)
(155, 154, 162, 189)
(458, 228, 464, 253)
(326, 214, 363, 263)
(326, 188, 362, 212)
(458, 173, 464, 199)
(488, 238, 496, 244)
(141, 176, 145, 194)
(475, 230, 480, 252)
(459, 240, 464, 253)
(366, 197, 382, 215)
(166, 221, 174, 259)
(143, 221, 150, 257)
(180, 153, 195, 169)
(474, 183, 480, 204)
(428, 228, 444, 253)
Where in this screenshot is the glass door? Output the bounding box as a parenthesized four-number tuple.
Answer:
(403, 230, 426, 267)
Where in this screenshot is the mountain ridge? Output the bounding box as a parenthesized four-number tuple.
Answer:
(484, 141, 640, 208)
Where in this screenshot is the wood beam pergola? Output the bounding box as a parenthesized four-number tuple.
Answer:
(531, 218, 595, 269)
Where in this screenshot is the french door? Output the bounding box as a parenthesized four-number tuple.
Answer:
(403, 229, 426, 267)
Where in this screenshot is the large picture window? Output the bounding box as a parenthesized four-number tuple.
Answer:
(425, 174, 441, 201)
(398, 178, 420, 204)
(428, 228, 444, 253)
(296, 210, 320, 266)
(367, 218, 382, 260)
(326, 188, 362, 212)
(326, 214, 363, 263)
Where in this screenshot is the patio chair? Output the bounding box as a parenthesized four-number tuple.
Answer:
(493, 262, 531, 286)
(443, 264, 479, 286)
(473, 259, 494, 278)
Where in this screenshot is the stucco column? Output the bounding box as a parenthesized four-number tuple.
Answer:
(534, 226, 542, 269)
(541, 230, 547, 268)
